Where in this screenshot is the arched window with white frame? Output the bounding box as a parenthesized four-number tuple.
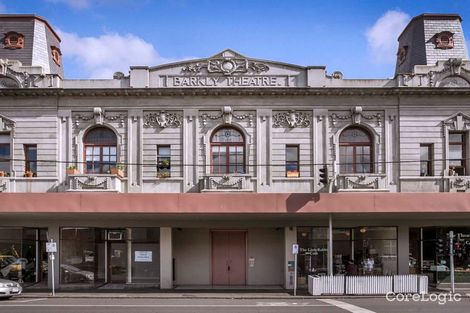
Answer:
(83, 127, 117, 174)
(210, 126, 245, 174)
(339, 126, 373, 174)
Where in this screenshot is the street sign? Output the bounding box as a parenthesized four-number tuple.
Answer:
(46, 242, 57, 253)
(292, 244, 299, 255)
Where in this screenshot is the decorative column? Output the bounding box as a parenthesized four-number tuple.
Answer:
(284, 226, 296, 289)
(160, 227, 173, 289)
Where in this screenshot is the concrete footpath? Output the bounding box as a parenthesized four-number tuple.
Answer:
(17, 288, 470, 299)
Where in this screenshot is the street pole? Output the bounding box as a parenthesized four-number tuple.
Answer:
(328, 214, 333, 276)
(294, 252, 297, 296)
(449, 231, 455, 294)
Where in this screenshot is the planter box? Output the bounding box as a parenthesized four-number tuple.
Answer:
(110, 168, 124, 177)
(66, 168, 79, 175)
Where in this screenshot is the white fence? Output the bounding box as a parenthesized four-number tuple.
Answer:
(308, 274, 429, 296)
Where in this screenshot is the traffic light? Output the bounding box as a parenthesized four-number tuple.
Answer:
(436, 238, 445, 258)
(319, 166, 329, 185)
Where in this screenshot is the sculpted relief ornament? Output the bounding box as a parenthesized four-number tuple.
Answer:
(272, 110, 311, 128)
(182, 57, 269, 76)
(144, 111, 182, 128)
(0, 59, 45, 88)
(330, 106, 382, 127)
(73, 108, 127, 128)
(200, 106, 254, 127)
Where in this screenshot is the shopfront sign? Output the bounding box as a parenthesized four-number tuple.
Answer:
(134, 251, 152, 262)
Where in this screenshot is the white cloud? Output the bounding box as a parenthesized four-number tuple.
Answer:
(46, 0, 91, 10)
(366, 10, 410, 64)
(58, 30, 177, 78)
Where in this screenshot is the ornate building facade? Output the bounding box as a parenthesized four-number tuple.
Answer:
(1, 13, 470, 290)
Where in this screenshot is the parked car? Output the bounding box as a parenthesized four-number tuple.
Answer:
(0, 278, 22, 299)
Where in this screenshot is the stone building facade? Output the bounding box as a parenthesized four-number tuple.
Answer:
(0, 13, 470, 290)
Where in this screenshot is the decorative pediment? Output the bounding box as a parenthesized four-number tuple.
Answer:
(429, 58, 470, 87)
(0, 59, 45, 88)
(153, 49, 303, 88)
(181, 49, 270, 76)
(442, 112, 470, 131)
(0, 114, 15, 132)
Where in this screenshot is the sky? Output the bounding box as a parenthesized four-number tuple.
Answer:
(2, 0, 470, 79)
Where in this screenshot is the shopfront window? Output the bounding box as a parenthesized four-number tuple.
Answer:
(411, 227, 470, 285)
(60, 227, 160, 285)
(297, 226, 397, 284)
(0, 227, 47, 286)
(353, 227, 397, 275)
(60, 228, 104, 285)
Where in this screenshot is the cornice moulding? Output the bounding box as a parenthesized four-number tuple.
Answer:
(1, 87, 470, 98)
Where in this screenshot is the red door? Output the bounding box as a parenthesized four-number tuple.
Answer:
(212, 231, 246, 285)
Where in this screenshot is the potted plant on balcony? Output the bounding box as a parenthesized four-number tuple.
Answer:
(66, 165, 79, 175)
(157, 171, 171, 178)
(24, 170, 34, 177)
(0, 171, 6, 177)
(110, 164, 125, 177)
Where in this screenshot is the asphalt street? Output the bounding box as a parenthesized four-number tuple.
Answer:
(0, 297, 469, 313)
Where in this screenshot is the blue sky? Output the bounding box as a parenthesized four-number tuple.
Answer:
(2, 0, 470, 79)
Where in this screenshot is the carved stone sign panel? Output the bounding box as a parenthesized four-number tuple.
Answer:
(162, 75, 291, 87)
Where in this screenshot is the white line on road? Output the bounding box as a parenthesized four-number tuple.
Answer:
(319, 299, 376, 313)
(0, 304, 333, 308)
(9, 298, 47, 303)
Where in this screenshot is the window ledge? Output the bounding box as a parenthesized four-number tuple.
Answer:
(272, 177, 315, 181)
(143, 177, 184, 181)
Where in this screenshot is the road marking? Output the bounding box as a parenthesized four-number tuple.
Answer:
(0, 304, 332, 308)
(10, 298, 47, 303)
(319, 299, 376, 313)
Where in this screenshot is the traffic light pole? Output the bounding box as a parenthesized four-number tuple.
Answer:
(449, 231, 455, 294)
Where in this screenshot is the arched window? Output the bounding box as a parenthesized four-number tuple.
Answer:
(339, 127, 373, 174)
(84, 127, 117, 174)
(210, 127, 245, 174)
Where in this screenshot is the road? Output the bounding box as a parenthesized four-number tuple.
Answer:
(0, 297, 468, 313)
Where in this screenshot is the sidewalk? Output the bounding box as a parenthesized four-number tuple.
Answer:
(19, 288, 470, 299)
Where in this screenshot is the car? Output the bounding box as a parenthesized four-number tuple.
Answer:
(0, 278, 22, 299)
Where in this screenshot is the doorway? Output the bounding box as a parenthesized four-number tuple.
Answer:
(211, 231, 246, 285)
(108, 242, 127, 283)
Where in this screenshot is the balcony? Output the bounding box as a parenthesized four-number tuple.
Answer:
(0, 177, 10, 192)
(447, 176, 470, 192)
(336, 174, 389, 192)
(199, 174, 253, 192)
(67, 174, 125, 192)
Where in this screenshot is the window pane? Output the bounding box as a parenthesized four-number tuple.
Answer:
(286, 146, 298, 162)
(449, 133, 464, 142)
(0, 144, 10, 173)
(340, 128, 371, 143)
(211, 128, 243, 143)
(449, 145, 463, 159)
(84, 127, 117, 145)
(420, 146, 430, 161)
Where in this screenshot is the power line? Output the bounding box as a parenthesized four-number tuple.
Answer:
(0, 156, 465, 168)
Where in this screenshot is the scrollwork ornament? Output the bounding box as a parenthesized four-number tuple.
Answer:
(273, 111, 311, 128)
(144, 111, 182, 128)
